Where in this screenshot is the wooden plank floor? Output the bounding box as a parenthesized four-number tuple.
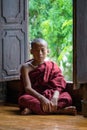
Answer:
(0, 105, 87, 130)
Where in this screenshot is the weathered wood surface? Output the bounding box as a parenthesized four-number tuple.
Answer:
(0, 105, 87, 130)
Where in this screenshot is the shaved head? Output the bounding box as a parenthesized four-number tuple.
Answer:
(31, 38, 48, 49)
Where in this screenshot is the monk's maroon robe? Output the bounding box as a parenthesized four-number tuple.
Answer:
(18, 61, 72, 114)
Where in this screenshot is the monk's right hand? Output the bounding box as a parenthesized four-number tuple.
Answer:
(40, 96, 53, 113)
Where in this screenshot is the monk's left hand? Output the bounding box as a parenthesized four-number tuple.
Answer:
(50, 97, 58, 112)
(49, 90, 59, 113)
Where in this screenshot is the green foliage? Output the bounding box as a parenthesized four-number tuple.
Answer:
(28, 0, 73, 81)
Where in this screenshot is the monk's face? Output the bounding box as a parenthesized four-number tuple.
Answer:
(31, 42, 48, 64)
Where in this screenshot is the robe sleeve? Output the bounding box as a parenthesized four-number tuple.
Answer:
(47, 62, 66, 93)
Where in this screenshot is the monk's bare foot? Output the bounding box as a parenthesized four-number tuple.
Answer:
(21, 108, 32, 115)
(57, 106, 77, 115)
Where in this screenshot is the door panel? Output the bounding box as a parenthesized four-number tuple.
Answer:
(0, 0, 28, 81)
(74, 0, 87, 84)
(1, 0, 24, 24)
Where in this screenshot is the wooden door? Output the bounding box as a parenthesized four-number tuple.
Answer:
(0, 0, 28, 82)
(73, 0, 87, 86)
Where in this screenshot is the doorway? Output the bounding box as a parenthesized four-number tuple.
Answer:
(29, 0, 73, 81)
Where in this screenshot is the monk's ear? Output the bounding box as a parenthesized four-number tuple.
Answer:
(47, 49, 50, 54)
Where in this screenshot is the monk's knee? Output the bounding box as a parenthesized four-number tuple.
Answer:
(18, 96, 25, 105)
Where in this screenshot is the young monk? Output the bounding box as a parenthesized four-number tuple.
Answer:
(18, 38, 77, 115)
